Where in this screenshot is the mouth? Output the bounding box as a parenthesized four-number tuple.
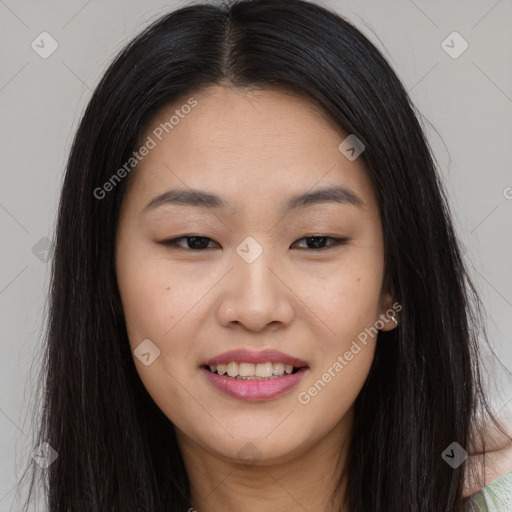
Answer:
(201, 362, 305, 380)
(200, 349, 310, 401)
(199, 357, 309, 401)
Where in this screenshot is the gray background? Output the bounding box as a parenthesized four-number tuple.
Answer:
(1, 0, 511, 508)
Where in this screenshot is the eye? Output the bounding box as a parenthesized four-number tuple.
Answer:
(159, 235, 349, 251)
(160, 235, 220, 250)
(291, 236, 349, 250)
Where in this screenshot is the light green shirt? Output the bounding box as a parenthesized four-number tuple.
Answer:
(468, 472, 512, 511)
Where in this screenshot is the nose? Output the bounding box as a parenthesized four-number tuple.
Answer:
(216, 248, 295, 332)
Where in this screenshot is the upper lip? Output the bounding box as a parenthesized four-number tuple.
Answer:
(203, 349, 309, 368)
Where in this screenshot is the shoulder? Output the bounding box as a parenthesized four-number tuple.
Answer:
(463, 439, 512, 498)
(463, 409, 512, 499)
(466, 471, 512, 511)
(463, 405, 512, 510)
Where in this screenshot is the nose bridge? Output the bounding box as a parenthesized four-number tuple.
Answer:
(218, 237, 294, 330)
(233, 239, 280, 303)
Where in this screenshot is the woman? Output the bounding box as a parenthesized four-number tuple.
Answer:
(17, 0, 511, 510)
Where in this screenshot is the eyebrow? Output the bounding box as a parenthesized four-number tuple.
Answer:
(142, 185, 365, 214)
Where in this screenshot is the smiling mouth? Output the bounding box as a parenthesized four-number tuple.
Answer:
(202, 362, 304, 380)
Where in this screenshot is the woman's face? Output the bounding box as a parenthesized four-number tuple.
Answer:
(115, 85, 396, 465)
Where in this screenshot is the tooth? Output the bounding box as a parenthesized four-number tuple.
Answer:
(227, 362, 239, 377)
(272, 363, 285, 376)
(255, 362, 273, 377)
(239, 363, 255, 377)
(213, 361, 296, 378)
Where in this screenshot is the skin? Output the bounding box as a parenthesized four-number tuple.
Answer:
(115, 84, 398, 512)
(463, 408, 512, 497)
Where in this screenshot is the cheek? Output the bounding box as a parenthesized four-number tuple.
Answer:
(297, 274, 380, 420)
(306, 256, 384, 349)
(297, 245, 383, 408)
(116, 250, 204, 423)
(116, 244, 204, 348)
(116, 260, 169, 347)
(295, 341, 375, 436)
(115, 242, 217, 408)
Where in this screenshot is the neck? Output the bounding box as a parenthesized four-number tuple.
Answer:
(176, 411, 353, 512)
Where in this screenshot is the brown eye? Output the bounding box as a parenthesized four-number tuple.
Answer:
(292, 236, 349, 250)
(160, 236, 220, 250)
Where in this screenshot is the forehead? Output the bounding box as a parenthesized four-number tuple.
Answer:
(124, 85, 377, 216)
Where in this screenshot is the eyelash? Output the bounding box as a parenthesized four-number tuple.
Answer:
(160, 235, 349, 251)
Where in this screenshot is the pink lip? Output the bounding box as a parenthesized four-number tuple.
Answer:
(203, 348, 308, 368)
(200, 366, 309, 401)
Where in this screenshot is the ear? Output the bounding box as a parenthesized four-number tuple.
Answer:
(377, 273, 399, 332)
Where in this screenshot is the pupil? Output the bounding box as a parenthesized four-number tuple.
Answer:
(307, 236, 326, 249)
(188, 236, 209, 249)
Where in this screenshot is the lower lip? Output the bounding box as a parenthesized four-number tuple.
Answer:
(200, 367, 309, 401)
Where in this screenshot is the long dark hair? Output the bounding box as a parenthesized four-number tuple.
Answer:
(15, 0, 509, 510)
